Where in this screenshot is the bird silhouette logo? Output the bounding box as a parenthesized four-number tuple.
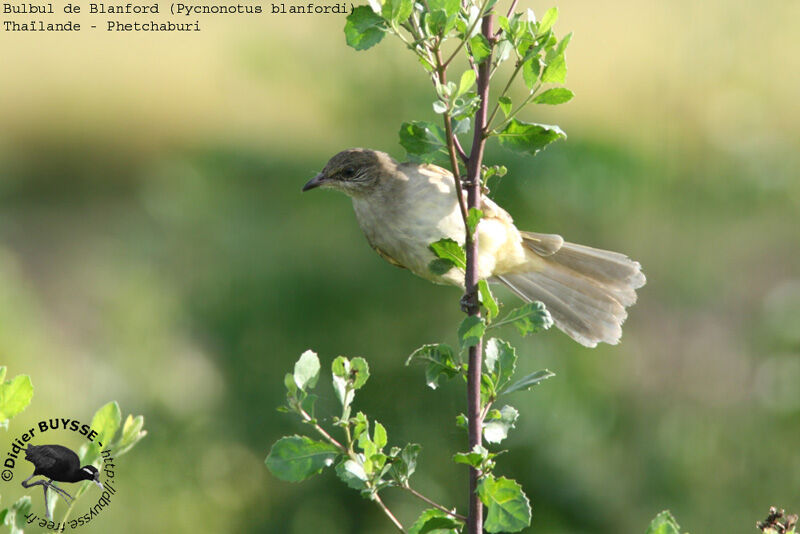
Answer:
(21, 444, 104, 520)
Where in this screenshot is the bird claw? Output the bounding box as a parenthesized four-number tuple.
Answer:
(460, 292, 479, 313)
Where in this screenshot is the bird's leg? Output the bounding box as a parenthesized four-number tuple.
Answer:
(20, 472, 37, 487)
(46, 480, 74, 503)
(43, 482, 51, 521)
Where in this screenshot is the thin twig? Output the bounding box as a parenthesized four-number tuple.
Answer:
(442, 0, 492, 68)
(299, 408, 347, 452)
(453, 135, 469, 163)
(432, 49, 470, 225)
(485, 58, 525, 130)
(374, 492, 406, 533)
(492, 0, 518, 39)
(403, 485, 468, 521)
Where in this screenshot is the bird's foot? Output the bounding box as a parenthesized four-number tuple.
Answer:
(46, 481, 74, 503)
(460, 291, 479, 313)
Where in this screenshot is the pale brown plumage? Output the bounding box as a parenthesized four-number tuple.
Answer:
(303, 148, 646, 347)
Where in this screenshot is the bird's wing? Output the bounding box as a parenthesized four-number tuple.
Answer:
(33, 445, 80, 469)
(417, 163, 515, 225)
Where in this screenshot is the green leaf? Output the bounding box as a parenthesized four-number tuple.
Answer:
(429, 238, 466, 269)
(466, 208, 483, 235)
(351, 357, 370, 390)
(537, 7, 558, 35)
(5, 496, 31, 533)
(494, 40, 514, 66)
(0, 366, 6, 383)
(457, 70, 477, 97)
(284, 372, 298, 396)
(483, 405, 519, 444)
(503, 369, 555, 394)
(429, 0, 459, 18)
(406, 344, 460, 389)
(541, 53, 566, 83)
(453, 117, 471, 135)
(90, 401, 121, 448)
(373, 422, 387, 450)
(498, 96, 512, 117)
(345, 6, 387, 51)
(266, 435, 340, 482)
(335, 458, 369, 490)
(399, 121, 448, 163)
(294, 350, 321, 391)
(429, 258, 457, 275)
(426, 0, 459, 34)
(555, 31, 572, 56)
(497, 118, 566, 156)
(388, 442, 421, 484)
(533, 88, 574, 105)
(493, 301, 554, 336)
(332, 356, 355, 414)
(352, 411, 369, 442)
(477, 280, 499, 321)
(409, 509, 463, 534)
(115, 414, 147, 456)
(646, 511, 681, 534)
(381, 0, 412, 23)
(452, 444, 494, 469)
(484, 338, 516, 391)
(469, 34, 491, 64)
(522, 57, 541, 89)
(455, 413, 468, 430)
(481, 371, 496, 406)
(0, 374, 33, 421)
(458, 316, 486, 349)
(478, 475, 532, 533)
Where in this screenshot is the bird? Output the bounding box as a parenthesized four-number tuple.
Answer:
(21, 444, 104, 519)
(302, 148, 646, 347)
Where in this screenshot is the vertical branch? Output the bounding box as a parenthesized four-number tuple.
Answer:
(435, 6, 494, 533)
(463, 9, 494, 534)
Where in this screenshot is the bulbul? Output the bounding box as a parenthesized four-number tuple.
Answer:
(303, 148, 645, 347)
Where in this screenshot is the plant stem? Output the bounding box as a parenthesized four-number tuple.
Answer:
(374, 492, 406, 533)
(442, 0, 492, 68)
(492, 0, 518, 40)
(462, 8, 494, 534)
(433, 50, 470, 224)
(403, 485, 468, 521)
(299, 408, 347, 452)
(485, 59, 525, 130)
(301, 408, 408, 533)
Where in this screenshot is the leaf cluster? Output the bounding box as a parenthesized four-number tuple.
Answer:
(345, 1, 573, 168)
(267, 351, 424, 500)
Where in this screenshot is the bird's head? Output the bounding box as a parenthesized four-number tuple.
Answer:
(79, 465, 104, 490)
(302, 148, 394, 197)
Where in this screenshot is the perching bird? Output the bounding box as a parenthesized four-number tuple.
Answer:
(303, 148, 645, 347)
(22, 444, 103, 519)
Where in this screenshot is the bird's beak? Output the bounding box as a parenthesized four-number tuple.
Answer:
(94, 477, 104, 490)
(302, 172, 327, 192)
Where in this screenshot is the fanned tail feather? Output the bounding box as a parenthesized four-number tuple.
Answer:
(498, 233, 646, 347)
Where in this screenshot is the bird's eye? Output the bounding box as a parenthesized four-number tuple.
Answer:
(341, 167, 356, 179)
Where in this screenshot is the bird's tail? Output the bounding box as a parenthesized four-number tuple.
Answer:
(497, 231, 646, 347)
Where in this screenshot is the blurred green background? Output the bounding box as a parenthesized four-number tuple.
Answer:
(1, 0, 799, 532)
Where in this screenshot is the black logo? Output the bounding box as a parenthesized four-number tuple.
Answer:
(2, 418, 118, 531)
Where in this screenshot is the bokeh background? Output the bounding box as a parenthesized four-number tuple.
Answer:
(1, 0, 799, 532)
